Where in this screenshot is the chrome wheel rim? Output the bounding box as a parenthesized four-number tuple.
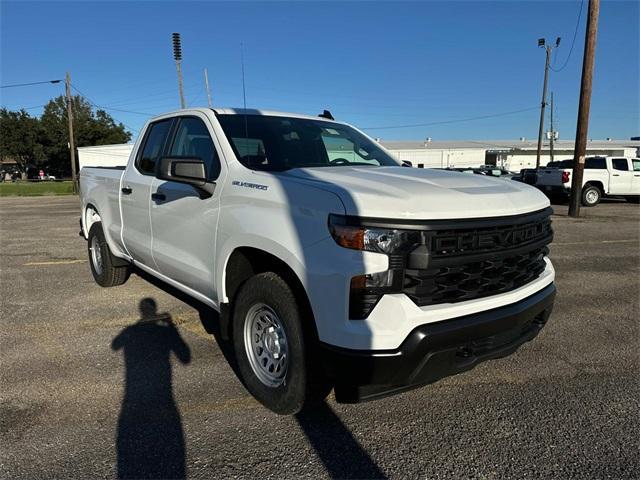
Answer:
(90, 236, 103, 276)
(586, 189, 598, 204)
(243, 303, 288, 387)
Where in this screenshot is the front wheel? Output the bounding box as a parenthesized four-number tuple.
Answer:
(582, 185, 602, 207)
(87, 222, 130, 287)
(232, 272, 329, 414)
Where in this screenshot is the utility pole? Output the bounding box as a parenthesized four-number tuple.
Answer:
(204, 68, 212, 108)
(549, 92, 555, 162)
(536, 37, 561, 168)
(65, 72, 77, 192)
(172, 33, 186, 109)
(569, 0, 600, 218)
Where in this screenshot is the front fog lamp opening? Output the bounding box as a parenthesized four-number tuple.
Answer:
(349, 270, 401, 320)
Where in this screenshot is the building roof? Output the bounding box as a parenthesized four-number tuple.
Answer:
(380, 139, 640, 151)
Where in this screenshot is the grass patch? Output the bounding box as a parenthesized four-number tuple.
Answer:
(0, 181, 75, 196)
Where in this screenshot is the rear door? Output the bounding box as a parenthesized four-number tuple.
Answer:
(609, 158, 633, 194)
(121, 118, 174, 268)
(149, 114, 225, 301)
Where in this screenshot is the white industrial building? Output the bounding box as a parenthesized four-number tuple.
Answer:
(382, 139, 640, 171)
(78, 139, 640, 173)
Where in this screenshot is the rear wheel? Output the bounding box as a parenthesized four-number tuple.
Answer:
(582, 185, 602, 207)
(232, 272, 329, 414)
(87, 222, 130, 287)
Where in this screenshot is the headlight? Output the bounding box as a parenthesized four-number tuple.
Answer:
(328, 215, 423, 319)
(328, 215, 421, 254)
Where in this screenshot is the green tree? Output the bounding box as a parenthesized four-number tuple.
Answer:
(40, 95, 131, 175)
(0, 108, 46, 173)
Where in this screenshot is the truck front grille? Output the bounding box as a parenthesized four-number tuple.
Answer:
(402, 208, 553, 307)
(403, 246, 549, 306)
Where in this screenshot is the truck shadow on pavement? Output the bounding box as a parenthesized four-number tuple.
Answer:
(295, 403, 386, 479)
(111, 298, 191, 480)
(129, 269, 386, 479)
(199, 305, 386, 479)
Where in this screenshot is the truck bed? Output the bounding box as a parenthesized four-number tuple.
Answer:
(79, 167, 124, 246)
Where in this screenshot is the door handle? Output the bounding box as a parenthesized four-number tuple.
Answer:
(612, 174, 620, 177)
(151, 192, 166, 201)
(121, 187, 132, 194)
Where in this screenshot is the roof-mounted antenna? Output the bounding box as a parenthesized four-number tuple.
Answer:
(319, 109, 334, 120)
(241, 42, 247, 111)
(241, 42, 249, 157)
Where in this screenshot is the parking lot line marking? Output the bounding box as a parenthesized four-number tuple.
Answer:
(553, 239, 637, 246)
(23, 259, 87, 266)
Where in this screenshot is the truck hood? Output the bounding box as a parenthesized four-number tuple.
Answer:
(282, 166, 550, 219)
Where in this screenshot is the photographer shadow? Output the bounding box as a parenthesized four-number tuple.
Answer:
(112, 298, 191, 480)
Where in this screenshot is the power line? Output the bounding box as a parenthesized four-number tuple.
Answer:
(70, 84, 141, 133)
(0, 104, 47, 111)
(551, 0, 585, 72)
(0, 79, 62, 89)
(361, 107, 540, 130)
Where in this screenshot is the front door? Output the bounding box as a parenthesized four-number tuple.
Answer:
(150, 114, 224, 302)
(121, 118, 174, 268)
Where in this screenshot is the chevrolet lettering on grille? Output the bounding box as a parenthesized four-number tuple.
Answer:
(433, 222, 548, 253)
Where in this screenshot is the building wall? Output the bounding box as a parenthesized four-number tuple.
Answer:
(386, 148, 486, 168)
(503, 147, 638, 171)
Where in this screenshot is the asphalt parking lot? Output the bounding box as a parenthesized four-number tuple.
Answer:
(1, 195, 638, 479)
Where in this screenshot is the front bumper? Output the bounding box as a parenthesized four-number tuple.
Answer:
(321, 283, 556, 403)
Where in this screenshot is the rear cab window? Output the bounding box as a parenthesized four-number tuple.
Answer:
(633, 159, 640, 171)
(585, 157, 606, 169)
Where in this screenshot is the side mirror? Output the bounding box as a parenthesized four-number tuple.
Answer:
(402, 160, 413, 167)
(157, 157, 215, 197)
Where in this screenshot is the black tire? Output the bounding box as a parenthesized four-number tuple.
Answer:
(87, 222, 130, 287)
(581, 185, 602, 207)
(231, 272, 329, 415)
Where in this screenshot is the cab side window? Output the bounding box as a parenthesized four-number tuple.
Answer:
(169, 117, 221, 180)
(612, 158, 629, 171)
(633, 159, 640, 171)
(136, 119, 173, 175)
(585, 157, 606, 169)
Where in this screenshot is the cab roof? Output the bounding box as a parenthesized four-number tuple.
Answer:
(213, 107, 337, 122)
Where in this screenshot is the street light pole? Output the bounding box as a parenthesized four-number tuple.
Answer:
(549, 92, 555, 163)
(535, 38, 560, 169)
(172, 33, 186, 109)
(204, 68, 212, 108)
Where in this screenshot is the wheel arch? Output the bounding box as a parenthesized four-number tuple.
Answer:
(220, 246, 318, 343)
(83, 203, 101, 238)
(584, 180, 604, 194)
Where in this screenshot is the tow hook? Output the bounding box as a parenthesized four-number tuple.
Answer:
(456, 347, 473, 358)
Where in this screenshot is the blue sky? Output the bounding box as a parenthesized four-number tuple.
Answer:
(1, 1, 637, 141)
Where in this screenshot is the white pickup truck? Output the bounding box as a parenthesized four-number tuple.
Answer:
(536, 156, 640, 206)
(80, 108, 556, 414)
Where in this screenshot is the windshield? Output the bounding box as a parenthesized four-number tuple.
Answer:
(217, 114, 400, 171)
